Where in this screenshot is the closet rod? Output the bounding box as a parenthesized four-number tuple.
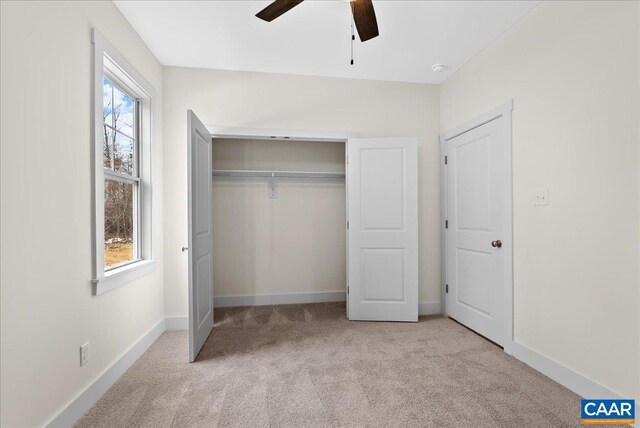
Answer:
(211, 169, 345, 179)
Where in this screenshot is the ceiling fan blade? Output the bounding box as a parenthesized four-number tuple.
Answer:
(256, 0, 304, 22)
(351, 0, 379, 42)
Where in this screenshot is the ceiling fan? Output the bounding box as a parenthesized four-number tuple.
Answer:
(256, 0, 379, 42)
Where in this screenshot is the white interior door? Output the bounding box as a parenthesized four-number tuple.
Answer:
(187, 110, 213, 362)
(445, 117, 507, 345)
(347, 137, 418, 322)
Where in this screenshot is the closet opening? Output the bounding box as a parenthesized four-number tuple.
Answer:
(187, 111, 418, 360)
(211, 137, 348, 310)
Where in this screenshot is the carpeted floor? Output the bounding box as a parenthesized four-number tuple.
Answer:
(75, 302, 585, 427)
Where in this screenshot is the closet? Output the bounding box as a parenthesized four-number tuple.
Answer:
(186, 110, 419, 361)
(211, 137, 347, 302)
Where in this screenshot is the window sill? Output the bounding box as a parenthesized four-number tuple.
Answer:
(92, 259, 157, 295)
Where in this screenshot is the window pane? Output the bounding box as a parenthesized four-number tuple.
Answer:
(103, 126, 112, 170)
(103, 77, 113, 128)
(104, 179, 136, 269)
(103, 128, 135, 175)
(113, 85, 135, 137)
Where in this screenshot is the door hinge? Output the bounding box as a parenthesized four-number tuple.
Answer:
(445, 220, 448, 229)
(444, 155, 448, 165)
(347, 286, 349, 294)
(445, 284, 449, 293)
(347, 221, 349, 230)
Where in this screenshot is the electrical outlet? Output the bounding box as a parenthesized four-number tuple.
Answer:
(533, 188, 549, 206)
(80, 342, 90, 366)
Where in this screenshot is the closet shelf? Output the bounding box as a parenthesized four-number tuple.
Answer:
(212, 169, 345, 199)
(211, 169, 345, 179)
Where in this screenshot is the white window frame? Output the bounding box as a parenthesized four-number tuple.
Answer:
(91, 29, 156, 295)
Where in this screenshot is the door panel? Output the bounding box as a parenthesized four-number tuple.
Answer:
(187, 110, 213, 362)
(195, 254, 212, 325)
(362, 248, 405, 301)
(446, 118, 505, 344)
(348, 138, 418, 322)
(456, 248, 491, 316)
(455, 136, 491, 230)
(360, 148, 404, 230)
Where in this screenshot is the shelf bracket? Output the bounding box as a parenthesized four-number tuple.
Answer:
(269, 173, 277, 199)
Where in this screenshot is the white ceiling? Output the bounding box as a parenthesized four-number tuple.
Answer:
(114, 0, 539, 84)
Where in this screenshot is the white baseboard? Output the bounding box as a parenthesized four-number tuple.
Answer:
(512, 342, 624, 400)
(162, 300, 441, 332)
(214, 293, 443, 318)
(46, 319, 166, 428)
(214, 291, 346, 307)
(419, 301, 441, 316)
(165, 316, 189, 331)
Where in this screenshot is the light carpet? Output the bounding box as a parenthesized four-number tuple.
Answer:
(75, 302, 585, 427)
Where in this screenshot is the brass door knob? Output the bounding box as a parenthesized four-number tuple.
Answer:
(491, 240, 502, 248)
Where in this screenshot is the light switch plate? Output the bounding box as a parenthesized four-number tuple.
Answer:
(533, 188, 549, 206)
(80, 341, 90, 366)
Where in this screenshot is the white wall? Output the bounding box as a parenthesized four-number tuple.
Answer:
(5, 1, 635, 425)
(163, 67, 440, 317)
(213, 138, 346, 297)
(440, 1, 639, 399)
(0, 2, 164, 426)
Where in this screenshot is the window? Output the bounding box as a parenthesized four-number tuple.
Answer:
(92, 30, 156, 294)
(103, 77, 139, 269)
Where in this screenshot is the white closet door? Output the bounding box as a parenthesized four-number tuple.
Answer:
(187, 110, 213, 362)
(347, 137, 418, 322)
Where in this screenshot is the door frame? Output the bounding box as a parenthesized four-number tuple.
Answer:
(439, 100, 514, 354)
(208, 126, 357, 143)
(202, 125, 357, 315)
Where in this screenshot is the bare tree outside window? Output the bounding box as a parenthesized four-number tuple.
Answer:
(103, 77, 139, 268)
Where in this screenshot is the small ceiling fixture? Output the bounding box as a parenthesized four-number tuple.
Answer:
(432, 64, 447, 73)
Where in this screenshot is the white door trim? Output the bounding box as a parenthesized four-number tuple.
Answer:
(440, 100, 514, 355)
(440, 100, 513, 141)
(202, 124, 357, 320)
(206, 125, 357, 142)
